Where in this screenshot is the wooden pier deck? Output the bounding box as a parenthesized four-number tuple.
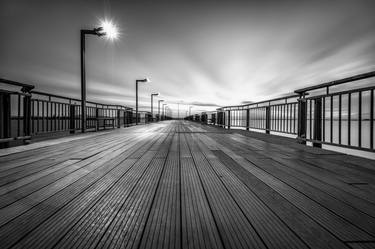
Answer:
(0, 120, 375, 249)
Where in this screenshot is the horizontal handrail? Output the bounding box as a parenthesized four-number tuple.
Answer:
(219, 94, 300, 110)
(0, 78, 35, 92)
(32, 90, 133, 110)
(294, 71, 375, 94)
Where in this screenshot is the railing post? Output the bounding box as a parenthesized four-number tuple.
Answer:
(313, 98, 322, 148)
(23, 94, 32, 140)
(123, 110, 127, 127)
(117, 109, 121, 128)
(297, 95, 307, 144)
(227, 110, 231, 129)
(0, 93, 11, 148)
(95, 107, 99, 131)
(246, 109, 250, 131)
(223, 111, 225, 128)
(265, 106, 270, 134)
(69, 105, 76, 134)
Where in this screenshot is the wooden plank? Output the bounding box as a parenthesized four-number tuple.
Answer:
(139, 134, 181, 249)
(199, 151, 309, 248)
(205, 148, 350, 248)
(0, 131, 163, 248)
(265, 157, 375, 217)
(180, 134, 223, 249)
(0, 133, 159, 208)
(50, 151, 158, 249)
(0, 132, 154, 227)
(244, 155, 375, 236)
(185, 133, 267, 249)
(196, 132, 373, 241)
(347, 242, 375, 249)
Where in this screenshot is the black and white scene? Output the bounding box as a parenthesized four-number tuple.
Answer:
(1, 0, 375, 248)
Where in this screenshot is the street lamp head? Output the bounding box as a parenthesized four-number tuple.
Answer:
(98, 20, 119, 40)
(151, 92, 159, 96)
(137, 78, 151, 83)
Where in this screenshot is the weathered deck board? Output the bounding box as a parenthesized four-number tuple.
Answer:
(0, 120, 374, 249)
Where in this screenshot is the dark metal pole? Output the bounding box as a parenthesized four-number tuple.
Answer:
(265, 106, 271, 134)
(136, 80, 138, 125)
(246, 108, 250, 131)
(297, 94, 307, 144)
(313, 98, 322, 148)
(151, 94, 153, 120)
(80, 30, 86, 133)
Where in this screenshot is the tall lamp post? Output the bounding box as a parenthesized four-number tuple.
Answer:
(158, 99, 164, 121)
(80, 20, 118, 133)
(136, 78, 150, 125)
(151, 93, 159, 121)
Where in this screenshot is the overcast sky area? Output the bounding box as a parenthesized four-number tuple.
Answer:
(1, 0, 375, 116)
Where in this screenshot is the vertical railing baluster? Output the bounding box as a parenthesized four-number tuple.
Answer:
(17, 95, 21, 137)
(358, 91, 362, 147)
(285, 104, 289, 133)
(297, 95, 307, 144)
(37, 100, 40, 133)
(31, 100, 34, 134)
(370, 89, 374, 149)
(46, 101, 49, 132)
(266, 106, 270, 134)
(246, 108, 249, 131)
(294, 103, 297, 134)
(322, 97, 325, 142)
(0, 93, 11, 148)
(276, 105, 279, 132)
(70, 104, 75, 134)
(338, 94, 342, 145)
(227, 110, 230, 129)
(313, 98, 322, 148)
(348, 93, 351, 146)
(117, 109, 121, 128)
(309, 99, 312, 140)
(23, 94, 31, 140)
(54, 102, 57, 132)
(330, 95, 333, 143)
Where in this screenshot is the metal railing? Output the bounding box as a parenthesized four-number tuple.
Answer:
(0, 78, 153, 147)
(190, 71, 375, 153)
(295, 71, 375, 152)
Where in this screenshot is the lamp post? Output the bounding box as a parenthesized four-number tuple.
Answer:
(136, 78, 150, 125)
(80, 20, 118, 133)
(158, 100, 164, 121)
(151, 92, 159, 121)
(189, 106, 192, 116)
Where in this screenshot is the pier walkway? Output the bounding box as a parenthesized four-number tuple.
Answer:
(0, 121, 375, 249)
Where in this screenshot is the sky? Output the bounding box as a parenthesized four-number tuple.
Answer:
(1, 0, 375, 117)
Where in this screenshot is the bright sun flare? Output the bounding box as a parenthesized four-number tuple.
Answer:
(100, 19, 119, 40)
